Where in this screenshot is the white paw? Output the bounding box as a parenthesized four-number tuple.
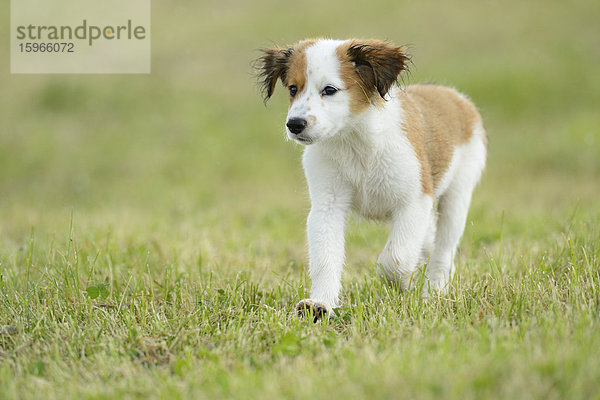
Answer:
(422, 277, 450, 299)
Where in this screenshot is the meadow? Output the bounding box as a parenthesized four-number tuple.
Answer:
(1, 0, 599, 398)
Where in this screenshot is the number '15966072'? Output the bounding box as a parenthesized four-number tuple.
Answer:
(19, 42, 74, 52)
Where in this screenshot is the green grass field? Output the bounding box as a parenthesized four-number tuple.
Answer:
(1, 0, 599, 398)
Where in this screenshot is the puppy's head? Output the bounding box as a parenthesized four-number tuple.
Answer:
(255, 39, 409, 145)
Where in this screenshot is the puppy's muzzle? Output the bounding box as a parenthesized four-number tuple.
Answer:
(286, 118, 307, 135)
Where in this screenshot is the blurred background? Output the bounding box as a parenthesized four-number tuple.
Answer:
(1, 0, 599, 276)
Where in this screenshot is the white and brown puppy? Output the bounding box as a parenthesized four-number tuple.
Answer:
(256, 39, 487, 320)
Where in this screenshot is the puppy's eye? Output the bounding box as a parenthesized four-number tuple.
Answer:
(289, 85, 298, 97)
(321, 85, 338, 96)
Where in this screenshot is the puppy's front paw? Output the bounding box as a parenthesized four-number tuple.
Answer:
(295, 299, 328, 322)
(422, 278, 450, 300)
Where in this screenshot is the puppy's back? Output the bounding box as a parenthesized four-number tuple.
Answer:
(400, 84, 483, 191)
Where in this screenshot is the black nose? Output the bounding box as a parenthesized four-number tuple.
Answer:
(286, 118, 307, 134)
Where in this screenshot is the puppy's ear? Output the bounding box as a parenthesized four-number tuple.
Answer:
(254, 46, 294, 102)
(346, 40, 410, 98)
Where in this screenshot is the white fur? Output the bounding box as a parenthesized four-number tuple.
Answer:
(282, 40, 486, 312)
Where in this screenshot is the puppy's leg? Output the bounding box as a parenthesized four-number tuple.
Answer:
(377, 195, 434, 290)
(297, 150, 353, 320)
(419, 211, 436, 266)
(426, 133, 486, 294)
(426, 187, 472, 293)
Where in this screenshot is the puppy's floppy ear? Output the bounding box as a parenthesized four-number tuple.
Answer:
(254, 46, 294, 102)
(346, 40, 410, 99)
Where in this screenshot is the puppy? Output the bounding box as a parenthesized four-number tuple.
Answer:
(256, 39, 487, 320)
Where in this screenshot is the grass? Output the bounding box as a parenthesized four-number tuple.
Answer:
(1, 0, 599, 398)
(1, 217, 598, 399)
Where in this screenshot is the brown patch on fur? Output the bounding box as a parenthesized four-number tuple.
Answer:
(284, 40, 316, 104)
(255, 39, 317, 103)
(336, 44, 376, 114)
(336, 39, 410, 114)
(400, 97, 434, 195)
(400, 84, 483, 193)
